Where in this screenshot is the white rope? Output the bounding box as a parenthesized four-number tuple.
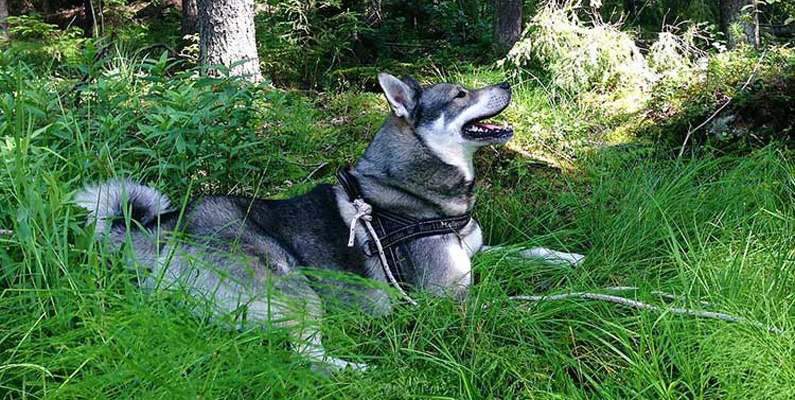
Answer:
(347, 199, 372, 247)
(348, 198, 418, 306)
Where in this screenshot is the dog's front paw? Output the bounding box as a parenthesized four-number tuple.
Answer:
(560, 251, 585, 267)
(342, 360, 368, 372)
(519, 247, 585, 267)
(311, 357, 368, 377)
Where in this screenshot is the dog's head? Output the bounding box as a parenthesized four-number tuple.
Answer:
(378, 73, 513, 154)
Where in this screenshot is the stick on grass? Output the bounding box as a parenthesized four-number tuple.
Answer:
(510, 292, 784, 334)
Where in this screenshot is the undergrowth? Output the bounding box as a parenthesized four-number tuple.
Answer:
(1, 31, 795, 400)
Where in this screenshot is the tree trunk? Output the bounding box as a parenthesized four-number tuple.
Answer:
(719, 0, 760, 48)
(181, 0, 199, 35)
(492, 0, 522, 56)
(198, 0, 263, 82)
(0, 0, 8, 41)
(39, 0, 51, 18)
(84, 0, 97, 37)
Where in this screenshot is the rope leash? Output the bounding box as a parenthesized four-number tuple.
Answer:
(347, 199, 372, 247)
(348, 198, 418, 306)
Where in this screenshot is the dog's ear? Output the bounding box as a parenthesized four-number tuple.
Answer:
(378, 73, 419, 120)
(402, 74, 423, 95)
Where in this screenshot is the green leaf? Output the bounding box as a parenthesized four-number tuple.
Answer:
(175, 133, 186, 154)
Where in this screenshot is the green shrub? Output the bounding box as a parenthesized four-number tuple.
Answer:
(6, 14, 63, 40)
(255, 0, 366, 89)
(642, 46, 795, 151)
(647, 26, 706, 81)
(4, 14, 85, 64)
(503, 1, 655, 110)
(501, 1, 660, 117)
(0, 50, 271, 195)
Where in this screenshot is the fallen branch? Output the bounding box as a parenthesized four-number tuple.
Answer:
(303, 162, 329, 183)
(602, 286, 712, 306)
(509, 292, 783, 334)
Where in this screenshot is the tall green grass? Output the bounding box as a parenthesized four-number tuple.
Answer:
(1, 52, 794, 399)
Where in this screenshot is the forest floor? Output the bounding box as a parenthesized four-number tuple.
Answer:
(1, 40, 794, 399)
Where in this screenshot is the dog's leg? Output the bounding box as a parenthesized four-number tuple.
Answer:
(480, 245, 585, 267)
(245, 272, 367, 374)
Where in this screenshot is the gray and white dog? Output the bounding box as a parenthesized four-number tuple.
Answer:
(76, 73, 583, 372)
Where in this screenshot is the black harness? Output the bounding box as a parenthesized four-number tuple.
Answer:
(337, 168, 472, 284)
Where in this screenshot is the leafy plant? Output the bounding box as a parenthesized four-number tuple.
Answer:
(502, 0, 656, 114)
(4, 14, 85, 64)
(255, 0, 366, 89)
(648, 24, 708, 81)
(642, 46, 795, 151)
(6, 14, 63, 40)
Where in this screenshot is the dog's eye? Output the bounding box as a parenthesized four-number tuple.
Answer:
(455, 90, 467, 99)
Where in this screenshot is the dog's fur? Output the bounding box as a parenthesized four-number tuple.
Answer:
(76, 73, 583, 372)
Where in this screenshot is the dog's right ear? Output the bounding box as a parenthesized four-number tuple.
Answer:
(378, 73, 418, 120)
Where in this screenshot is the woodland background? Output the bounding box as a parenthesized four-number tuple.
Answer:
(0, 0, 794, 399)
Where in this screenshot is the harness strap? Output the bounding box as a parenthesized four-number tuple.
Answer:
(362, 214, 471, 257)
(337, 167, 472, 303)
(348, 198, 418, 306)
(337, 167, 363, 202)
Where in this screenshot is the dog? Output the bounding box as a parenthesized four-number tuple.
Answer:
(75, 73, 584, 373)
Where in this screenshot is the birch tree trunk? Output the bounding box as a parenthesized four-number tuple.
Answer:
(198, 0, 263, 82)
(492, 0, 522, 56)
(719, 0, 760, 48)
(181, 0, 199, 35)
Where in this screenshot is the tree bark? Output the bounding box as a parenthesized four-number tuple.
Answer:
(198, 0, 263, 82)
(492, 0, 522, 56)
(84, 0, 97, 37)
(719, 0, 760, 48)
(0, 0, 8, 41)
(181, 0, 199, 35)
(39, 0, 51, 18)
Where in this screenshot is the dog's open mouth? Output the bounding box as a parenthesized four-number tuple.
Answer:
(462, 120, 514, 142)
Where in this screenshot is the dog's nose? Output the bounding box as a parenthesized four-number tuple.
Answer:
(497, 82, 511, 90)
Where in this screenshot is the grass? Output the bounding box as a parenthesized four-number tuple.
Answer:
(1, 47, 795, 399)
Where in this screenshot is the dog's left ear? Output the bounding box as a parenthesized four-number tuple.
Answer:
(402, 74, 423, 95)
(378, 73, 421, 120)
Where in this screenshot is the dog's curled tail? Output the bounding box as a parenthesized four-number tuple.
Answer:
(75, 180, 171, 234)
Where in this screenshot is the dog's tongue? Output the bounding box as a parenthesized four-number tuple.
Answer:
(474, 122, 505, 130)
